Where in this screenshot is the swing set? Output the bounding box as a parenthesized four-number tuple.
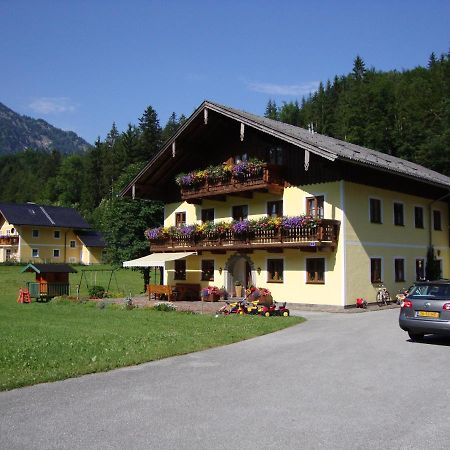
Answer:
(77, 268, 121, 298)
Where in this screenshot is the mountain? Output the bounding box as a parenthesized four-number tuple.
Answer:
(0, 102, 91, 155)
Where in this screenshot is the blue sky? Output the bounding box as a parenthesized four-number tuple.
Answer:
(1, 0, 449, 144)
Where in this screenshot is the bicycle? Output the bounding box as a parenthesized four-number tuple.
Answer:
(376, 284, 391, 306)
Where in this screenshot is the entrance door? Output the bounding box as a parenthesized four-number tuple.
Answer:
(228, 256, 253, 295)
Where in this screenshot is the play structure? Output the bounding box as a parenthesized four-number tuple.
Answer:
(20, 263, 77, 301)
(77, 268, 120, 298)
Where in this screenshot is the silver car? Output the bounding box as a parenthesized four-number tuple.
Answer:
(399, 281, 450, 341)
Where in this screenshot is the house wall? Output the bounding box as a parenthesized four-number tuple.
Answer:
(0, 219, 19, 262)
(13, 226, 104, 264)
(79, 246, 104, 265)
(343, 181, 449, 305)
(163, 181, 346, 306)
(160, 179, 449, 307)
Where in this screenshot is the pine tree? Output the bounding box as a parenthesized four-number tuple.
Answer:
(138, 106, 162, 161)
(352, 55, 366, 80)
(264, 100, 279, 120)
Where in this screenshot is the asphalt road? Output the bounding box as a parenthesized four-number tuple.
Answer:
(1, 309, 449, 450)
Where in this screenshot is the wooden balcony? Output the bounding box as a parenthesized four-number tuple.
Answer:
(149, 219, 340, 252)
(180, 164, 285, 202)
(0, 236, 19, 245)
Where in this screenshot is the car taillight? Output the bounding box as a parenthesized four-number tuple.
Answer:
(443, 303, 450, 310)
(401, 300, 413, 308)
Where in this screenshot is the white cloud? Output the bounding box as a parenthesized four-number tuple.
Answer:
(247, 81, 320, 96)
(28, 97, 77, 114)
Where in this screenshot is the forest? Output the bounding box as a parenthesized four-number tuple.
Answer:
(0, 52, 448, 264)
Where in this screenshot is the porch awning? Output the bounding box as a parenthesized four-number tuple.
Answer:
(122, 252, 197, 268)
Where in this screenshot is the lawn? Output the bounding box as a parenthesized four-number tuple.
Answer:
(0, 265, 304, 391)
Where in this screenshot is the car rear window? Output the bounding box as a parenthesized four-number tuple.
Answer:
(409, 284, 450, 298)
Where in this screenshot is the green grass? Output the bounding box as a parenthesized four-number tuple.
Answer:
(0, 265, 304, 391)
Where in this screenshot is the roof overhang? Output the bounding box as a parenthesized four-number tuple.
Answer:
(122, 252, 197, 268)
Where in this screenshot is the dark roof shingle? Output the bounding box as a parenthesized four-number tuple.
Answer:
(75, 230, 106, 247)
(0, 203, 91, 229)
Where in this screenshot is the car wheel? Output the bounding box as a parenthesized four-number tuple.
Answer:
(408, 331, 424, 341)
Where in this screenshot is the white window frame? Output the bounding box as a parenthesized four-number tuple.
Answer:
(393, 256, 406, 283)
(32, 248, 39, 258)
(53, 249, 60, 258)
(70, 240, 77, 248)
(54, 230, 61, 239)
(415, 257, 425, 281)
(433, 209, 442, 231)
(413, 205, 425, 229)
(305, 256, 327, 284)
(368, 197, 383, 224)
(370, 256, 384, 284)
(392, 201, 405, 227)
(266, 256, 284, 283)
(305, 192, 326, 219)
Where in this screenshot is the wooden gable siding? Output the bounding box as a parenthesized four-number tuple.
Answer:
(131, 108, 448, 202)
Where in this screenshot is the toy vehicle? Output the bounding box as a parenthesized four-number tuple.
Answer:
(274, 302, 290, 316)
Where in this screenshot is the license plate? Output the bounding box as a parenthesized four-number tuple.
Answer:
(417, 311, 440, 318)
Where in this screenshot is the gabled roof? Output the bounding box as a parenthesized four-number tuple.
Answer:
(20, 263, 78, 274)
(122, 100, 450, 197)
(75, 230, 106, 248)
(0, 203, 92, 229)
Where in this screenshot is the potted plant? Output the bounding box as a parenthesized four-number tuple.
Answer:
(234, 280, 243, 298)
(200, 286, 220, 302)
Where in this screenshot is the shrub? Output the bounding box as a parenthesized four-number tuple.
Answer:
(153, 302, 177, 312)
(88, 285, 106, 298)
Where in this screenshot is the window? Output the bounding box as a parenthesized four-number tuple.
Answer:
(268, 146, 283, 165)
(53, 249, 60, 258)
(234, 153, 248, 163)
(306, 196, 324, 219)
(174, 260, 186, 280)
(306, 258, 325, 284)
(416, 259, 425, 281)
(414, 207, 424, 229)
(369, 199, 382, 224)
(201, 260, 214, 281)
(70, 240, 76, 248)
(11, 228, 15, 234)
(267, 200, 283, 217)
(32, 248, 39, 258)
(393, 203, 404, 226)
(201, 208, 214, 223)
(54, 230, 61, 239)
(175, 212, 186, 227)
(267, 259, 283, 282)
(433, 210, 442, 231)
(394, 258, 405, 282)
(32, 229, 39, 238)
(370, 258, 382, 283)
(232, 205, 248, 221)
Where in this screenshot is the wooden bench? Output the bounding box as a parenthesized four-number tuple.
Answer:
(147, 284, 173, 300)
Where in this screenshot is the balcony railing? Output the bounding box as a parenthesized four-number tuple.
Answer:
(27, 282, 70, 299)
(0, 236, 19, 245)
(180, 164, 285, 201)
(149, 219, 340, 252)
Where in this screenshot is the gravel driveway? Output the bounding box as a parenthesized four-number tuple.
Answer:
(1, 308, 449, 449)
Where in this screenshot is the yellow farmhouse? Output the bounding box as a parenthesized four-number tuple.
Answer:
(121, 101, 449, 308)
(0, 203, 105, 265)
